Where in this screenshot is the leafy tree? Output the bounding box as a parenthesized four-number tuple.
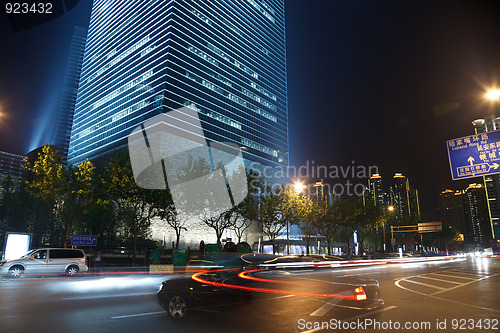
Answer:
(296, 195, 326, 255)
(23, 145, 95, 247)
(355, 202, 387, 254)
(317, 202, 341, 255)
(231, 170, 261, 244)
(258, 185, 298, 254)
(333, 198, 362, 256)
(105, 152, 157, 265)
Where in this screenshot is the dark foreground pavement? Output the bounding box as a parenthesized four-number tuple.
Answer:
(0, 257, 498, 333)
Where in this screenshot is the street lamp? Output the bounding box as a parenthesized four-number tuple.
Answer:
(384, 206, 394, 253)
(486, 89, 500, 101)
(294, 181, 305, 193)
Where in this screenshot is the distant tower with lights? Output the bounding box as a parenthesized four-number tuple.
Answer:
(366, 173, 420, 219)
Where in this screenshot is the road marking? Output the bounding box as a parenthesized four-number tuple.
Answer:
(429, 273, 476, 280)
(394, 276, 500, 313)
(415, 275, 463, 284)
(343, 305, 398, 321)
(301, 306, 398, 333)
(401, 279, 446, 290)
(111, 311, 165, 319)
(310, 297, 342, 316)
(61, 292, 153, 301)
(431, 274, 496, 295)
(447, 270, 490, 276)
(111, 294, 296, 320)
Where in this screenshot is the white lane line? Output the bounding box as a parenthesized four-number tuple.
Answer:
(111, 311, 165, 319)
(400, 279, 446, 290)
(310, 298, 342, 316)
(415, 275, 463, 284)
(447, 270, 490, 276)
(429, 273, 476, 280)
(431, 274, 497, 296)
(343, 305, 398, 321)
(110, 294, 296, 320)
(301, 306, 398, 333)
(61, 292, 153, 301)
(394, 278, 500, 313)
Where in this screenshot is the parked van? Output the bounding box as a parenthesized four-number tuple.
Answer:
(0, 248, 88, 277)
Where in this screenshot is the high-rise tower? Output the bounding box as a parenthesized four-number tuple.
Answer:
(68, 0, 288, 169)
(53, 26, 87, 162)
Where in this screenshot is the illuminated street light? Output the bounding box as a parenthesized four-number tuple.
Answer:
(294, 181, 306, 193)
(388, 205, 394, 212)
(486, 89, 500, 101)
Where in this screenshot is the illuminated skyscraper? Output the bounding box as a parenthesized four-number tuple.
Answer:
(0, 151, 24, 189)
(438, 189, 468, 240)
(367, 174, 389, 206)
(68, 0, 288, 168)
(53, 26, 87, 162)
(366, 173, 420, 219)
(463, 183, 492, 246)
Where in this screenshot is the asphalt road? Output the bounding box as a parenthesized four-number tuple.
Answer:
(1, 257, 498, 333)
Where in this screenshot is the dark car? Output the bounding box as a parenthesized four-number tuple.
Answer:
(157, 267, 384, 320)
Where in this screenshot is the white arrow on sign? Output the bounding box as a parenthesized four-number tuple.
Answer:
(468, 156, 475, 165)
(489, 163, 499, 170)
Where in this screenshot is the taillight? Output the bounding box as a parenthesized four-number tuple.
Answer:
(353, 286, 367, 301)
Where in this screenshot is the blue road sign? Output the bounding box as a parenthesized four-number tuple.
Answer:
(447, 130, 500, 180)
(71, 234, 97, 247)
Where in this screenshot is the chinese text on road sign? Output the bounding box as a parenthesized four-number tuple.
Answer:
(447, 130, 500, 180)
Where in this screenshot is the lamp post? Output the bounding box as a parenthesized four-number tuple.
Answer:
(385, 206, 394, 253)
(291, 180, 306, 255)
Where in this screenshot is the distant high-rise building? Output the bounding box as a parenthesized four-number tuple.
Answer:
(366, 173, 420, 219)
(438, 184, 493, 246)
(367, 174, 389, 207)
(0, 151, 24, 189)
(53, 26, 87, 162)
(68, 0, 288, 169)
(463, 184, 492, 246)
(472, 116, 500, 245)
(438, 189, 468, 240)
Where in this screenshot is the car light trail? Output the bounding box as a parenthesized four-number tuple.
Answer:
(191, 269, 360, 300)
(237, 269, 323, 286)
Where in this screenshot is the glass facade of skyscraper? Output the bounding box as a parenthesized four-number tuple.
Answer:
(68, 0, 288, 168)
(54, 26, 87, 162)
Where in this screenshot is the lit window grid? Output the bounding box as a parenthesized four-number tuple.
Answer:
(80, 0, 288, 102)
(71, 59, 286, 156)
(71, 60, 167, 139)
(175, 1, 286, 86)
(78, 2, 285, 111)
(176, 3, 287, 96)
(167, 53, 287, 140)
(164, 67, 287, 145)
(71, 0, 290, 165)
(168, 77, 287, 152)
(171, 24, 286, 107)
(76, 20, 170, 109)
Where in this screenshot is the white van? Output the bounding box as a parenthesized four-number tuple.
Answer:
(0, 248, 88, 277)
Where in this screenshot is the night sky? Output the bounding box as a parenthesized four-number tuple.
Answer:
(1, 0, 500, 218)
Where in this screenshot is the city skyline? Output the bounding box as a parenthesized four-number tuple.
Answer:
(1, 1, 500, 218)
